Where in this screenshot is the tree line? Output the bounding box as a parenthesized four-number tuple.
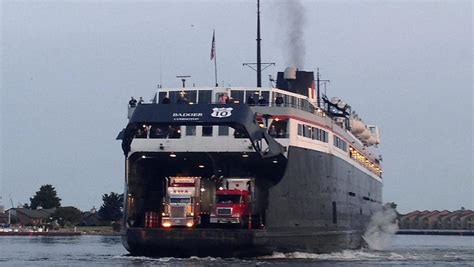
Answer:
(19, 184, 123, 227)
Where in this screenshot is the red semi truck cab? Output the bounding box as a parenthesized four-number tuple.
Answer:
(210, 178, 252, 226)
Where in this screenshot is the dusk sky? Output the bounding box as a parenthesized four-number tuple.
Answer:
(1, 0, 472, 213)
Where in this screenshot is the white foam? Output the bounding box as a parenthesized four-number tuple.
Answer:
(259, 249, 420, 261)
(363, 204, 399, 250)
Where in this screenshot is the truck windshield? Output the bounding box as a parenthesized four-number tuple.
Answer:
(170, 198, 191, 204)
(216, 195, 241, 204)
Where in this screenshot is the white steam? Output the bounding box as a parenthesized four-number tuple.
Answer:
(363, 204, 399, 251)
(280, 0, 307, 69)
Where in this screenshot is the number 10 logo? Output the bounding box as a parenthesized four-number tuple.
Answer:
(211, 107, 233, 118)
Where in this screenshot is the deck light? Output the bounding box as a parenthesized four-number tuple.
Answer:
(200, 188, 206, 192)
(198, 164, 205, 168)
(141, 155, 146, 159)
(242, 153, 249, 158)
(170, 153, 176, 158)
(272, 160, 278, 164)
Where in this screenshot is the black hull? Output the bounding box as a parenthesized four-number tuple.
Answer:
(122, 146, 382, 257)
(122, 228, 363, 257)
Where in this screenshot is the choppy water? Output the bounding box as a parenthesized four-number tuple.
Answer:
(0, 234, 472, 266)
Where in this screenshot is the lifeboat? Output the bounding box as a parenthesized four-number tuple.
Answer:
(358, 127, 371, 141)
(350, 119, 365, 135)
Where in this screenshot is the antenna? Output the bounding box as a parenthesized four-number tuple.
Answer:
(242, 0, 275, 87)
(256, 0, 261, 87)
(316, 68, 330, 107)
(176, 75, 191, 88)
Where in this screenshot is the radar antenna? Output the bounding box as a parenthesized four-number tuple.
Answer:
(176, 75, 191, 88)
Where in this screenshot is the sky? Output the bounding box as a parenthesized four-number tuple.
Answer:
(0, 0, 472, 214)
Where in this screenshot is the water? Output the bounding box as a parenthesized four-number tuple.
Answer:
(0, 235, 472, 266)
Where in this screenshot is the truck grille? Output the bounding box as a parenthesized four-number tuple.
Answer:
(217, 208, 232, 215)
(170, 206, 186, 218)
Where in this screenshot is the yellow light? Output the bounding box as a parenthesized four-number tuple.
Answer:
(186, 222, 194, 228)
(162, 222, 171, 228)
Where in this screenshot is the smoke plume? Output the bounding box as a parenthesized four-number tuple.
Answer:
(362, 204, 399, 250)
(280, 0, 307, 69)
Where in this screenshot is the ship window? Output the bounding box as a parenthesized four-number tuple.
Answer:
(186, 126, 196, 136)
(149, 125, 168, 138)
(273, 92, 284, 106)
(297, 124, 303, 136)
(245, 90, 259, 105)
(169, 91, 181, 104)
(135, 126, 148, 138)
(261, 91, 270, 105)
(312, 127, 328, 143)
(202, 126, 213, 136)
(234, 128, 248, 138)
(289, 96, 296, 108)
(333, 136, 347, 151)
(184, 90, 197, 104)
(168, 126, 181, 139)
(230, 90, 244, 104)
(268, 119, 288, 138)
(332, 202, 337, 224)
(198, 90, 212, 104)
(158, 92, 168, 103)
(303, 125, 312, 138)
(218, 126, 229, 136)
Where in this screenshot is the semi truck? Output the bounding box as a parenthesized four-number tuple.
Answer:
(210, 178, 261, 228)
(161, 176, 200, 228)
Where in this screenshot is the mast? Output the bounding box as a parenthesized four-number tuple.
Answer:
(256, 0, 262, 88)
(316, 68, 320, 107)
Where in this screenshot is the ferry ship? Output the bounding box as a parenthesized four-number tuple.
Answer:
(117, 2, 382, 257)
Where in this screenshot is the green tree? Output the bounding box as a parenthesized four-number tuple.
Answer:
(30, 184, 61, 209)
(98, 192, 123, 222)
(51, 206, 83, 227)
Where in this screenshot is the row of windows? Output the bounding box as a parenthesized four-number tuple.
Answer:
(157, 90, 273, 105)
(185, 125, 229, 137)
(155, 90, 316, 116)
(297, 124, 328, 143)
(273, 92, 315, 113)
(333, 136, 347, 152)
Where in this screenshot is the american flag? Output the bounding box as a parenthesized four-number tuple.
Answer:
(210, 30, 216, 60)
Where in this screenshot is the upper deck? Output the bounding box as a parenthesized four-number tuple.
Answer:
(123, 86, 383, 180)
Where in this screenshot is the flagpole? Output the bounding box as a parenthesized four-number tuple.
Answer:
(213, 30, 218, 87)
(214, 49, 218, 87)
